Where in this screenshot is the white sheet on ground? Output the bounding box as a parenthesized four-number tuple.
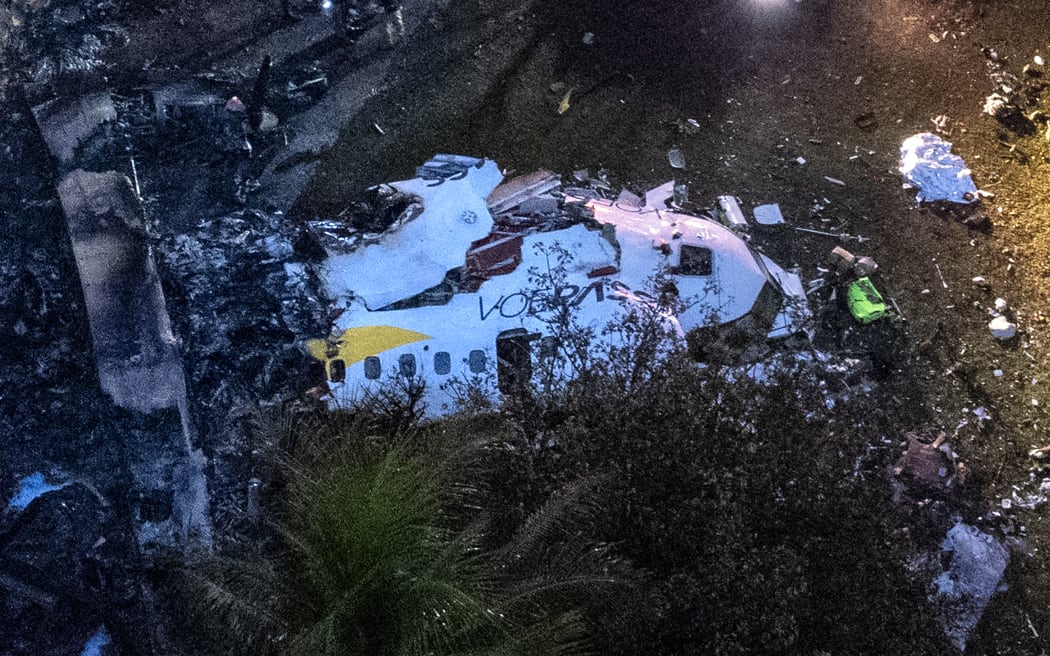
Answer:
(899, 132, 978, 203)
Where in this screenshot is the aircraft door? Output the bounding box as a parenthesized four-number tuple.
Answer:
(496, 328, 538, 394)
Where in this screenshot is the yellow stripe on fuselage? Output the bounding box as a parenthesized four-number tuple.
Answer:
(306, 325, 431, 366)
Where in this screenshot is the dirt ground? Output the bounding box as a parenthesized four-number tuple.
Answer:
(9, 0, 1050, 652)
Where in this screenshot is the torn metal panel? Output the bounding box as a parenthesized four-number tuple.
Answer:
(322, 157, 500, 309)
(466, 233, 524, 280)
(487, 169, 561, 215)
(149, 82, 223, 118)
(31, 91, 116, 165)
(58, 170, 187, 414)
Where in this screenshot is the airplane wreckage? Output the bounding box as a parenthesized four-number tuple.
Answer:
(306, 155, 811, 415)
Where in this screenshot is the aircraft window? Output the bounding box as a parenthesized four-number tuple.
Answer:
(679, 245, 713, 276)
(399, 353, 416, 377)
(329, 359, 346, 383)
(468, 349, 487, 373)
(539, 336, 558, 360)
(434, 351, 451, 375)
(364, 356, 381, 380)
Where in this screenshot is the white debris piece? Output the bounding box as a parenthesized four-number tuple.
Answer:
(935, 523, 1009, 652)
(898, 133, 978, 203)
(752, 203, 785, 225)
(668, 147, 686, 169)
(8, 472, 68, 511)
(80, 626, 111, 656)
(717, 195, 748, 230)
(1013, 479, 1050, 509)
(989, 315, 1017, 340)
(994, 297, 1008, 313)
(983, 93, 1011, 118)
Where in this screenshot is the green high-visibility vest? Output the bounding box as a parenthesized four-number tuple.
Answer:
(847, 277, 886, 323)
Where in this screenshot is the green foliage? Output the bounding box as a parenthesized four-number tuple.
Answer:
(532, 351, 952, 655)
(172, 412, 628, 656)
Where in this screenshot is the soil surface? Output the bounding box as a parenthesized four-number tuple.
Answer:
(5, 0, 1050, 653)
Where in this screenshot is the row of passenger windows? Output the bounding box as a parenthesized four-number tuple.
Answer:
(329, 349, 490, 382)
(327, 334, 563, 384)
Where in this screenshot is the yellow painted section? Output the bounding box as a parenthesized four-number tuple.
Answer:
(306, 325, 431, 367)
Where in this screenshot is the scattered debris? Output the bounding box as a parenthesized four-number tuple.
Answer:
(488, 169, 561, 215)
(1010, 477, 1050, 510)
(934, 261, 948, 289)
(582, 31, 594, 45)
(794, 226, 867, 243)
(672, 184, 689, 207)
(717, 195, 747, 231)
(7, 472, 68, 512)
(668, 147, 687, 169)
(752, 203, 784, 226)
(675, 117, 701, 134)
(934, 523, 1009, 652)
(899, 133, 978, 203)
(989, 315, 1018, 340)
(80, 627, 111, 656)
(894, 431, 959, 489)
(889, 296, 905, 321)
(978, 92, 1012, 117)
(983, 93, 1033, 133)
(557, 85, 575, 114)
(824, 175, 846, 186)
(1031, 445, 1050, 460)
(827, 246, 878, 279)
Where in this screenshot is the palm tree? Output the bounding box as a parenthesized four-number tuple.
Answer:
(171, 412, 628, 656)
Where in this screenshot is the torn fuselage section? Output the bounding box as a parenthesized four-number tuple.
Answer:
(306, 155, 811, 415)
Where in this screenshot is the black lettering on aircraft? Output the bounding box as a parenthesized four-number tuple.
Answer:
(498, 292, 529, 318)
(479, 281, 611, 321)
